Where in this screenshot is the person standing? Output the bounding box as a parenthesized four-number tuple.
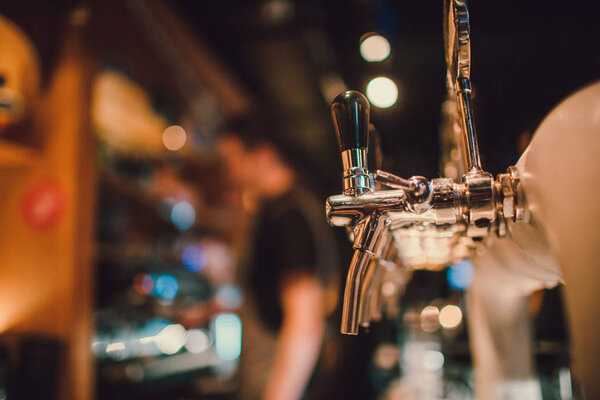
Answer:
(217, 116, 339, 400)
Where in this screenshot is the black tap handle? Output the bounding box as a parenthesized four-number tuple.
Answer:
(331, 91, 370, 152)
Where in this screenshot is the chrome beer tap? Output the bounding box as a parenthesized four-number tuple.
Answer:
(327, 91, 436, 334)
(326, 0, 527, 335)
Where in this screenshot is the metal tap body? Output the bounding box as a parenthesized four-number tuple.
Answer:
(326, 0, 527, 335)
(328, 166, 525, 334)
(327, 165, 524, 334)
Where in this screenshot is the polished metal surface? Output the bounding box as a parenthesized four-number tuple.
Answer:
(508, 166, 526, 222)
(341, 249, 373, 335)
(457, 79, 482, 171)
(325, 0, 530, 335)
(373, 169, 412, 190)
(326, 189, 405, 227)
(327, 108, 526, 333)
(374, 170, 433, 211)
(341, 212, 390, 334)
(360, 234, 409, 328)
(444, 0, 470, 89)
(445, 0, 482, 172)
(463, 168, 495, 228)
(431, 177, 460, 224)
(327, 160, 527, 332)
(358, 257, 382, 328)
(341, 148, 372, 195)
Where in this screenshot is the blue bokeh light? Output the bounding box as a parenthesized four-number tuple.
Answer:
(215, 284, 243, 309)
(447, 259, 474, 290)
(182, 244, 206, 272)
(155, 274, 179, 299)
(214, 313, 242, 361)
(170, 201, 196, 230)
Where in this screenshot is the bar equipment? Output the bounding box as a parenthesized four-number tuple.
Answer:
(325, 1, 600, 398)
(327, 0, 525, 335)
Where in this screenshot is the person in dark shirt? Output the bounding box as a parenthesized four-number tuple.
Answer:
(216, 116, 339, 400)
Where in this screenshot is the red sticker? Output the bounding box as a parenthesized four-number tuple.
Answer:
(22, 181, 66, 229)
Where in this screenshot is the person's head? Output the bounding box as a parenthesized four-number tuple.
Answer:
(216, 114, 296, 198)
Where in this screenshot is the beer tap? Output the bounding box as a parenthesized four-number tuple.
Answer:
(325, 0, 527, 335)
(328, 91, 435, 334)
(327, 91, 386, 334)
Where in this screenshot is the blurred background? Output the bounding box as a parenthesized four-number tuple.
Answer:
(0, 0, 598, 399)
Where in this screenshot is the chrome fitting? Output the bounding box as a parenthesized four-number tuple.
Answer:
(341, 148, 372, 196)
(463, 168, 496, 231)
(495, 166, 526, 224)
(431, 177, 459, 224)
(406, 176, 433, 212)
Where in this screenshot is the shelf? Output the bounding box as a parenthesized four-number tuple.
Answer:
(99, 167, 234, 237)
(96, 242, 179, 266)
(99, 168, 160, 208)
(0, 139, 39, 168)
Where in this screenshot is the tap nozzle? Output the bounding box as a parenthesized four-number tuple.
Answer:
(342, 250, 374, 335)
(341, 212, 389, 335)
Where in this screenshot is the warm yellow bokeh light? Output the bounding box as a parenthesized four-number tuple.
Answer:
(420, 305, 440, 333)
(360, 34, 391, 62)
(366, 77, 398, 108)
(162, 125, 187, 151)
(439, 305, 462, 329)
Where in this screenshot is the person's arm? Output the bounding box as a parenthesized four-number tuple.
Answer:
(262, 272, 325, 400)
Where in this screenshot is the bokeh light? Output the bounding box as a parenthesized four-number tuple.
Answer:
(423, 350, 445, 371)
(154, 274, 179, 299)
(366, 77, 398, 108)
(215, 284, 243, 310)
(201, 239, 235, 284)
(182, 244, 206, 272)
(170, 201, 195, 230)
(155, 324, 186, 355)
(447, 259, 474, 290)
(105, 342, 127, 360)
(133, 273, 154, 295)
(439, 305, 463, 329)
(373, 343, 399, 370)
(381, 281, 396, 297)
(420, 305, 440, 333)
(185, 329, 211, 354)
(162, 125, 187, 151)
(214, 313, 242, 361)
(360, 34, 391, 62)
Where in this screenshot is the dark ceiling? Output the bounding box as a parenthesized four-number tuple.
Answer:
(173, 0, 600, 188)
(4, 0, 599, 193)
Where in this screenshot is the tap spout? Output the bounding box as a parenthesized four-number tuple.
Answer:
(341, 212, 389, 334)
(341, 249, 375, 335)
(358, 230, 396, 328)
(359, 258, 384, 328)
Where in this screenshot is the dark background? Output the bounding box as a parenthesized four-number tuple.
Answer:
(174, 0, 600, 188)
(4, 0, 599, 189)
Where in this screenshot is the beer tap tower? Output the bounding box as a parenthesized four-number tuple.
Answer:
(326, 0, 525, 335)
(325, 1, 600, 398)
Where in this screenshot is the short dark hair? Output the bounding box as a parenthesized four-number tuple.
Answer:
(218, 112, 306, 174)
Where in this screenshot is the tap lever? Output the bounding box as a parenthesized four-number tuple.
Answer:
(331, 91, 372, 195)
(373, 170, 411, 189)
(374, 170, 432, 206)
(444, 0, 482, 171)
(331, 90, 370, 152)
